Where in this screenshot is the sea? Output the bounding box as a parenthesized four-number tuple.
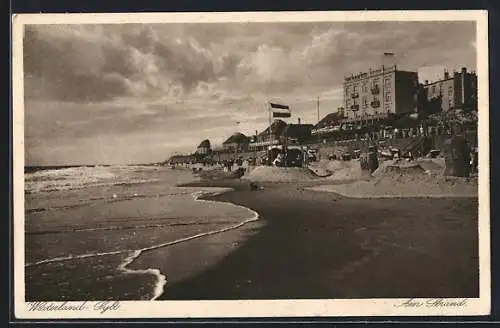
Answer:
(24, 164, 259, 301)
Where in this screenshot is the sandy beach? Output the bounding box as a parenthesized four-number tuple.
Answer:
(151, 179, 479, 300)
(24, 165, 479, 301)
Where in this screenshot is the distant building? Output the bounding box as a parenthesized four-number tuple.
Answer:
(280, 123, 314, 144)
(222, 132, 250, 152)
(343, 64, 419, 120)
(337, 107, 346, 119)
(195, 139, 212, 155)
(422, 67, 478, 112)
(249, 119, 288, 150)
(312, 111, 344, 136)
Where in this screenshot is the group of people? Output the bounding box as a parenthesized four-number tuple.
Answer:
(220, 157, 259, 171)
(267, 147, 306, 168)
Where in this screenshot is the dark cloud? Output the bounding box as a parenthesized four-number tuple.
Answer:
(24, 27, 132, 102)
(24, 21, 476, 103)
(23, 20, 477, 164)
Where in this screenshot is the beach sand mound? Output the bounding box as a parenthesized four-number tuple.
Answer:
(309, 159, 352, 174)
(324, 160, 370, 181)
(242, 166, 319, 182)
(308, 160, 342, 177)
(373, 158, 446, 179)
(416, 158, 446, 174)
(307, 166, 332, 177)
(307, 159, 477, 198)
(372, 160, 426, 178)
(309, 159, 366, 181)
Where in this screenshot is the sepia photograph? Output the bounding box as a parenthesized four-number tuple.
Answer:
(12, 11, 490, 318)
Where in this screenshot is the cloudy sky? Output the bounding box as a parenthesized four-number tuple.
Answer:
(23, 21, 476, 165)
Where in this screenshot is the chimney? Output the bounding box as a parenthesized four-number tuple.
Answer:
(461, 67, 467, 73)
(298, 117, 301, 125)
(444, 69, 449, 79)
(425, 80, 429, 85)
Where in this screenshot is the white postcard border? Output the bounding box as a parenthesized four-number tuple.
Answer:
(12, 10, 490, 319)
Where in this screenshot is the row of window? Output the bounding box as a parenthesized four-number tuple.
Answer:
(429, 84, 454, 96)
(346, 93, 392, 106)
(428, 84, 454, 108)
(346, 77, 392, 94)
(350, 109, 392, 118)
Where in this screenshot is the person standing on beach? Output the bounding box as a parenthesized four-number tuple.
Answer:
(471, 146, 478, 174)
(444, 125, 471, 177)
(463, 140, 472, 178)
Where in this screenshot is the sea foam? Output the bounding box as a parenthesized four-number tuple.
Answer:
(26, 184, 260, 300)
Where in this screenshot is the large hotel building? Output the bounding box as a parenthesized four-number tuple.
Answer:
(343, 64, 419, 120)
(422, 67, 478, 112)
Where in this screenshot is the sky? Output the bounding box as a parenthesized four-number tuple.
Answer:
(23, 21, 477, 165)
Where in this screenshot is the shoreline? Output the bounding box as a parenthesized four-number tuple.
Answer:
(156, 178, 479, 300)
(305, 187, 478, 199)
(24, 174, 260, 301)
(24, 168, 479, 301)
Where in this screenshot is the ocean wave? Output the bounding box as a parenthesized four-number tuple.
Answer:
(25, 190, 200, 213)
(25, 178, 161, 193)
(118, 250, 167, 301)
(26, 220, 242, 235)
(25, 187, 260, 300)
(24, 165, 167, 193)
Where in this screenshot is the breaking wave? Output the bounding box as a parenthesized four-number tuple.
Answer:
(25, 186, 260, 300)
(25, 166, 164, 193)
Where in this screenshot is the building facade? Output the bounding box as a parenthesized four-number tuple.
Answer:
(343, 65, 418, 120)
(279, 124, 314, 145)
(195, 139, 211, 155)
(249, 119, 287, 150)
(222, 133, 250, 152)
(422, 67, 477, 112)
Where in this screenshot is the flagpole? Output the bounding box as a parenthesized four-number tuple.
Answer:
(235, 121, 240, 165)
(268, 102, 272, 163)
(317, 96, 321, 148)
(317, 96, 320, 123)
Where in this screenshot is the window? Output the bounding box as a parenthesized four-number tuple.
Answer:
(353, 85, 357, 93)
(384, 77, 391, 86)
(448, 85, 453, 96)
(362, 82, 368, 92)
(362, 96, 368, 108)
(432, 85, 436, 94)
(385, 93, 392, 102)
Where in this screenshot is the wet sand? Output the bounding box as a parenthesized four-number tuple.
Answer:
(155, 179, 478, 300)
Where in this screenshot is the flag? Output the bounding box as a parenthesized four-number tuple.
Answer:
(270, 102, 291, 118)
